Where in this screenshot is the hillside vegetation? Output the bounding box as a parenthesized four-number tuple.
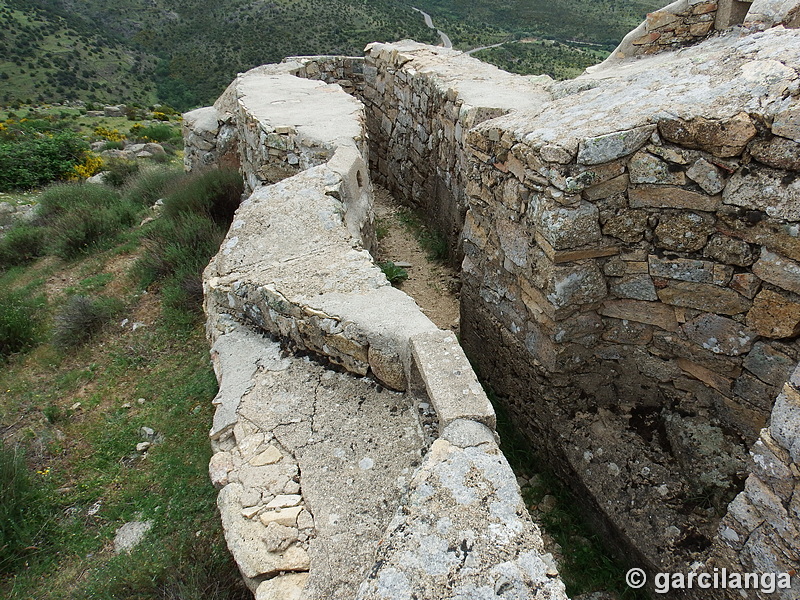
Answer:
(5, 0, 663, 110)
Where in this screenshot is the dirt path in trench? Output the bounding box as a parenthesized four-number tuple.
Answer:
(371, 185, 461, 333)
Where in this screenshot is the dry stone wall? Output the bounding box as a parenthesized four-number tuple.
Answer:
(361, 41, 552, 258)
(186, 60, 567, 600)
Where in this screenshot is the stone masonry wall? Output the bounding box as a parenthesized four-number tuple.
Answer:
(185, 61, 568, 600)
(185, 7, 800, 597)
(361, 41, 551, 259)
(346, 23, 800, 599)
(457, 26, 800, 595)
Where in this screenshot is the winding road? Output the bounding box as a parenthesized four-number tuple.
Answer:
(412, 7, 452, 48)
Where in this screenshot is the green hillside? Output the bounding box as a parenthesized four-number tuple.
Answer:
(0, 1, 157, 106)
(2, 0, 664, 110)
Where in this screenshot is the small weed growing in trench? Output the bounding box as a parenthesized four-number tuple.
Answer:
(379, 260, 409, 285)
(396, 206, 448, 261)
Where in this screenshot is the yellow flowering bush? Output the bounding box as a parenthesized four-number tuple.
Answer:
(71, 153, 104, 180)
(93, 126, 124, 142)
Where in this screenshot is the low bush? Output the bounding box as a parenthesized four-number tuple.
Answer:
(0, 130, 88, 191)
(123, 166, 186, 207)
(379, 261, 409, 285)
(102, 157, 140, 188)
(0, 444, 54, 575)
(53, 295, 121, 349)
(37, 183, 140, 258)
(130, 123, 182, 144)
(0, 288, 46, 358)
(0, 223, 47, 267)
(136, 168, 243, 320)
(161, 167, 243, 228)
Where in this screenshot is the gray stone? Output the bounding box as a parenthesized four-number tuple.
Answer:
(682, 313, 757, 356)
(752, 248, 800, 296)
(686, 158, 725, 194)
(114, 520, 153, 554)
(749, 136, 800, 170)
(657, 281, 751, 314)
(610, 274, 658, 301)
(703, 234, 755, 267)
(723, 166, 800, 221)
(537, 200, 601, 250)
(628, 151, 685, 185)
(743, 342, 796, 387)
(577, 125, 656, 165)
(769, 384, 800, 462)
(654, 212, 713, 252)
(256, 573, 309, 600)
(355, 438, 568, 600)
(772, 106, 800, 142)
(441, 419, 497, 448)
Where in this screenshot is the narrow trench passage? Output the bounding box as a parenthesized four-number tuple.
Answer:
(368, 185, 614, 597)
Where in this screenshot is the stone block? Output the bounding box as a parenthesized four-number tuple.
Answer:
(649, 256, 719, 283)
(686, 158, 725, 194)
(703, 234, 755, 267)
(602, 318, 654, 344)
(752, 248, 800, 295)
(734, 372, 777, 412)
(658, 112, 757, 157)
(610, 274, 658, 301)
(743, 342, 796, 387)
(602, 209, 649, 243)
(576, 125, 656, 165)
(772, 106, 800, 142)
(730, 273, 762, 299)
(657, 281, 751, 314)
(654, 212, 713, 252)
(750, 434, 795, 501)
(769, 383, 800, 462)
(677, 358, 733, 395)
(749, 136, 800, 170)
(583, 174, 630, 201)
(628, 151, 686, 185)
(537, 200, 601, 250)
(629, 185, 721, 211)
(409, 330, 496, 430)
(256, 573, 309, 600)
(682, 313, 756, 356)
(599, 299, 679, 331)
(747, 289, 800, 338)
(723, 166, 800, 221)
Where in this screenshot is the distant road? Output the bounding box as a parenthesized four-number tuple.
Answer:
(412, 7, 452, 48)
(465, 42, 505, 55)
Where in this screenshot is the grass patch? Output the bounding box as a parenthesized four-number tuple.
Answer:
(396, 206, 448, 261)
(0, 444, 57, 576)
(0, 287, 46, 359)
(37, 182, 141, 259)
(378, 260, 409, 286)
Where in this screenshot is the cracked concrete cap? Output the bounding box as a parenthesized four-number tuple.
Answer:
(356, 438, 566, 600)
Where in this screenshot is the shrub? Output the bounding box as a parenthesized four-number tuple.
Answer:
(0, 444, 54, 575)
(53, 295, 121, 349)
(37, 183, 140, 258)
(102, 158, 140, 188)
(0, 130, 88, 191)
(378, 261, 408, 285)
(161, 167, 243, 229)
(123, 166, 186, 207)
(130, 123, 181, 144)
(0, 288, 45, 358)
(0, 223, 47, 267)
